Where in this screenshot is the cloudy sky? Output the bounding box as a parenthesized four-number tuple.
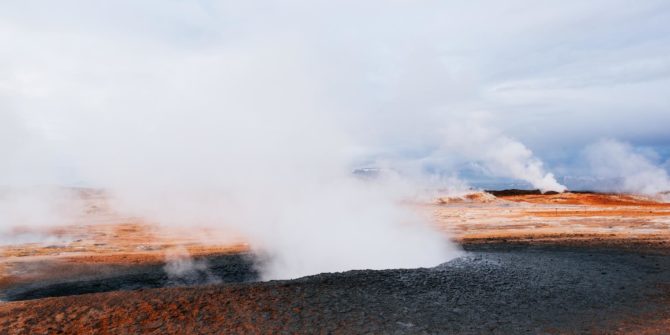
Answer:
(2, 0, 670, 191)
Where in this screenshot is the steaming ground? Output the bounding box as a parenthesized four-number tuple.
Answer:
(1, 253, 258, 302)
(3, 244, 670, 334)
(2, 191, 670, 333)
(2, 2, 669, 333)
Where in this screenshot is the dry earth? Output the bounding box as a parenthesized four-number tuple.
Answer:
(2, 190, 670, 334)
(435, 191, 670, 250)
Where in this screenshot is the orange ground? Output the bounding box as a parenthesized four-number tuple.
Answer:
(3, 191, 670, 288)
(2, 191, 670, 334)
(0, 195, 248, 290)
(433, 192, 670, 250)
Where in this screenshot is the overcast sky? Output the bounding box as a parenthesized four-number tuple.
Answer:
(2, 0, 669, 188)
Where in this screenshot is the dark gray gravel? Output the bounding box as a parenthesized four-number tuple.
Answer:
(1, 253, 259, 301)
(239, 244, 670, 334)
(3, 244, 670, 333)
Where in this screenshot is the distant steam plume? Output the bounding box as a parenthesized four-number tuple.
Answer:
(584, 139, 670, 197)
(432, 121, 566, 193)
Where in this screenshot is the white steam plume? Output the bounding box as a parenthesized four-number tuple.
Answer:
(0, 4, 461, 279)
(584, 139, 670, 197)
(163, 247, 221, 285)
(432, 121, 566, 193)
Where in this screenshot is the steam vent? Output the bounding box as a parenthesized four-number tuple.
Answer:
(3, 1, 670, 334)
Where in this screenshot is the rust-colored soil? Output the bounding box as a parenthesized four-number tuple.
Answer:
(0, 284, 281, 334)
(435, 192, 670, 251)
(499, 192, 670, 207)
(2, 191, 670, 334)
(0, 220, 247, 291)
(3, 191, 670, 288)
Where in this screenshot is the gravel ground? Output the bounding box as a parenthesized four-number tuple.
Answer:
(1, 253, 259, 301)
(2, 244, 670, 334)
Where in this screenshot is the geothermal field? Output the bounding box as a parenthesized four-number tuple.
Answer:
(3, 1, 670, 334)
(2, 190, 670, 334)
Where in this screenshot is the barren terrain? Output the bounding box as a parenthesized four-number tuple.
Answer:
(436, 191, 670, 250)
(2, 191, 670, 334)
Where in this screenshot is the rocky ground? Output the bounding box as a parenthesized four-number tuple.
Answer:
(2, 191, 670, 334)
(1, 253, 259, 302)
(2, 244, 670, 334)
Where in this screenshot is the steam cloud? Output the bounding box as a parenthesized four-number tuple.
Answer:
(0, 2, 466, 279)
(426, 121, 566, 193)
(584, 139, 670, 197)
(7, 0, 666, 278)
(0, 45, 458, 279)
